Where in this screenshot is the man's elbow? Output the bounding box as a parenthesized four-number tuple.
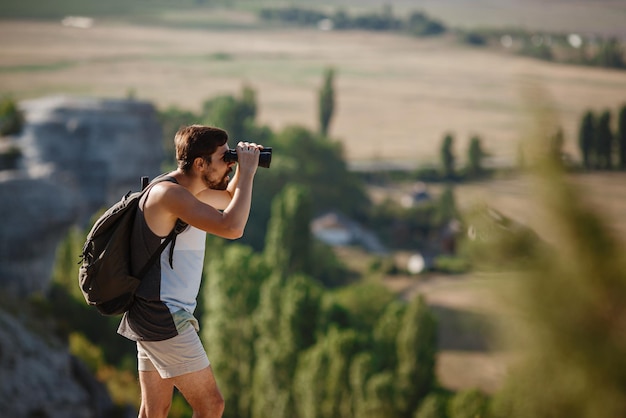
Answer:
(221, 226, 244, 240)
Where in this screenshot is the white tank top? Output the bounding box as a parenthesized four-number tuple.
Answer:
(159, 225, 206, 314)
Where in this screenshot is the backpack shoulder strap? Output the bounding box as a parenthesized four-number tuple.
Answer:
(135, 174, 188, 277)
(136, 228, 176, 279)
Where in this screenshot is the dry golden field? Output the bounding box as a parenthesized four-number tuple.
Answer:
(1, 18, 625, 166)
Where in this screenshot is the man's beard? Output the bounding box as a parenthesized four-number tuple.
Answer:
(203, 170, 230, 190)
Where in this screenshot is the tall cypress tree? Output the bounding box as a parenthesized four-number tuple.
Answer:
(595, 110, 613, 169)
(617, 104, 626, 169)
(466, 135, 486, 177)
(201, 244, 270, 418)
(578, 110, 595, 169)
(395, 295, 438, 418)
(264, 184, 313, 278)
(440, 133, 456, 179)
(318, 67, 336, 137)
(251, 274, 290, 418)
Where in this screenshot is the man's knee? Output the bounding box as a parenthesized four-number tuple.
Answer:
(193, 386, 224, 418)
(139, 400, 172, 418)
(207, 386, 225, 416)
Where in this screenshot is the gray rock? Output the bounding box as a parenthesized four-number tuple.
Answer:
(0, 95, 164, 298)
(0, 310, 127, 417)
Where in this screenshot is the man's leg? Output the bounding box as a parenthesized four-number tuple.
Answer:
(173, 365, 224, 418)
(138, 370, 175, 418)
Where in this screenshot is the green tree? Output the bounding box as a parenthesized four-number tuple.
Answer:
(595, 110, 613, 169)
(201, 243, 270, 418)
(578, 110, 595, 169)
(318, 67, 336, 137)
(52, 226, 85, 301)
(202, 84, 257, 141)
(349, 353, 375, 418)
(440, 133, 455, 179)
(448, 389, 490, 418)
(294, 327, 364, 418)
(372, 300, 406, 372)
(617, 104, 626, 169)
(434, 186, 458, 228)
(466, 135, 487, 177)
(252, 274, 323, 418)
(158, 105, 198, 169)
(414, 393, 450, 418)
(361, 371, 397, 418)
(0, 95, 24, 136)
(264, 183, 312, 278)
(594, 37, 625, 69)
(396, 295, 438, 418)
(549, 126, 565, 165)
(485, 143, 626, 418)
(274, 125, 369, 217)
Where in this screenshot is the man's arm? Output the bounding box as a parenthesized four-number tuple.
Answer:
(162, 146, 259, 239)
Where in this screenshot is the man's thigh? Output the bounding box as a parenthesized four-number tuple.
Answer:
(173, 365, 224, 415)
(139, 371, 175, 418)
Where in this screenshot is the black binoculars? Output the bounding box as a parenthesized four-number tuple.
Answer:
(223, 147, 272, 168)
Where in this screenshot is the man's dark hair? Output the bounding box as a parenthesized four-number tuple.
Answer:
(175, 125, 229, 173)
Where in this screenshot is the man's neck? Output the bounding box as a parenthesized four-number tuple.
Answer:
(170, 169, 204, 195)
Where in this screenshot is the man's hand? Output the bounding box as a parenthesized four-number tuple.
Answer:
(235, 141, 263, 174)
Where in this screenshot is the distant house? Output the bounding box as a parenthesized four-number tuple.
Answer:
(311, 211, 387, 254)
(401, 182, 432, 208)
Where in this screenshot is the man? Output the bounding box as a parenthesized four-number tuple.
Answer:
(117, 125, 263, 418)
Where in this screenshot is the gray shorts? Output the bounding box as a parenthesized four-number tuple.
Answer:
(137, 324, 210, 378)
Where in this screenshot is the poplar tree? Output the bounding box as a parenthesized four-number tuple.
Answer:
(318, 67, 336, 137)
(466, 135, 486, 177)
(448, 389, 490, 418)
(201, 244, 270, 418)
(252, 274, 322, 418)
(440, 133, 455, 179)
(617, 104, 626, 169)
(578, 110, 595, 169)
(395, 295, 437, 417)
(595, 110, 613, 169)
(251, 274, 290, 418)
(294, 327, 364, 418)
(264, 184, 313, 278)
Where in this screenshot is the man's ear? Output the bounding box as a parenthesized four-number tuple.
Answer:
(193, 156, 206, 171)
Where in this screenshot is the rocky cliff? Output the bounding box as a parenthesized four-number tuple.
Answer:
(0, 95, 164, 297)
(0, 309, 126, 418)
